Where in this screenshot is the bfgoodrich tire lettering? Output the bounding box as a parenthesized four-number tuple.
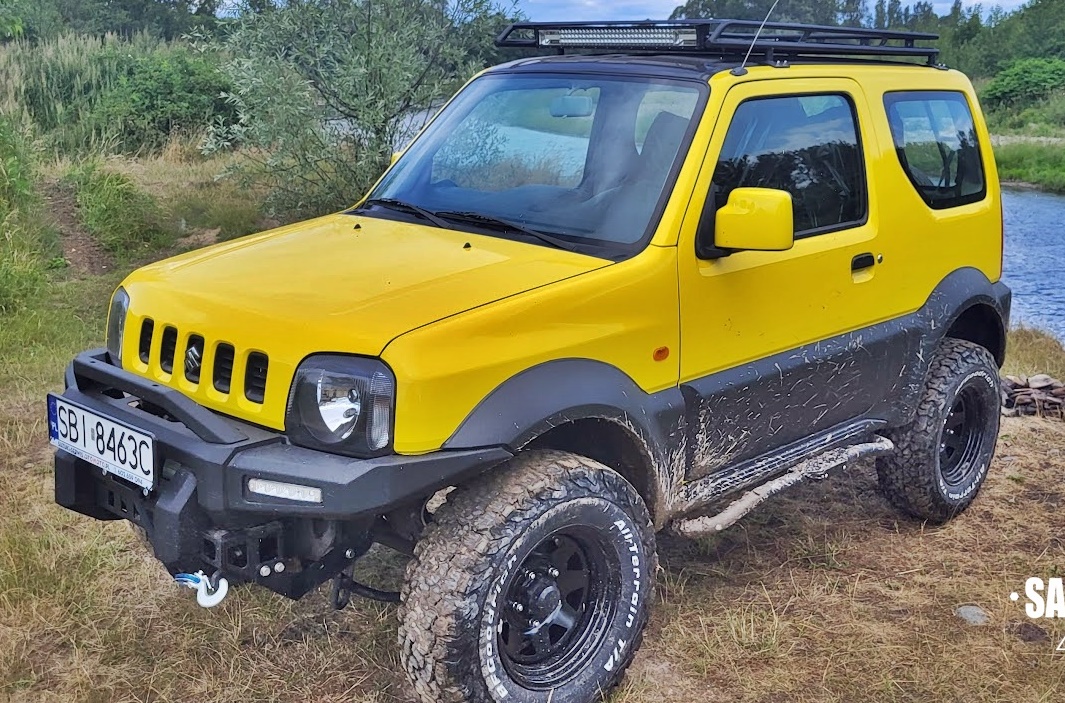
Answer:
(399, 450, 656, 703)
(876, 338, 1000, 523)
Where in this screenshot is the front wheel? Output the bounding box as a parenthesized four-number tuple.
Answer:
(399, 450, 656, 703)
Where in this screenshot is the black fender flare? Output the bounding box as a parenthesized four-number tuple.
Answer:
(443, 358, 684, 459)
(918, 267, 1010, 363)
(887, 267, 1010, 424)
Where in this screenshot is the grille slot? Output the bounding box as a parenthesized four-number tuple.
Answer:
(138, 318, 154, 364)
(159, 326, 178, 374)
(213, 343, 235, 393)
(184, 334, 205, 383)
(245, 352, 269, 403)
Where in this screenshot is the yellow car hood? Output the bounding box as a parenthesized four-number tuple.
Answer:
(120, 212, 607, 429)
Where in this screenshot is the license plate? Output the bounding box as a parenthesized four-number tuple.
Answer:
(47, 394, 157, 491)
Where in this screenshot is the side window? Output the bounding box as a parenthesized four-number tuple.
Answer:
(884, 91, 985, 209)
(711, 93, 866, 235)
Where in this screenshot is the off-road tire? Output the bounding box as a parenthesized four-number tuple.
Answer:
(399, 450, 656, 703)
(877, 338, 1000, 523)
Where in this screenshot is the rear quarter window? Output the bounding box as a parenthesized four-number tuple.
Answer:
(884, 91, 986, 209)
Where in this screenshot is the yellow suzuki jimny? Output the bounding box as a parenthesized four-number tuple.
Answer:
(49, 19, 1009, 703)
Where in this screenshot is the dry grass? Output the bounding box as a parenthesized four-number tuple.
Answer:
(1004, 326, 1065, 380)
(2, 265, 1064, 702)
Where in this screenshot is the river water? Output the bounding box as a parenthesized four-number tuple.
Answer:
(1003, 187, 1065, 339)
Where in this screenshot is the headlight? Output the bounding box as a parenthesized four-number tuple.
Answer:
(285, 355, 395, 457)
(106, 287, 129, 367)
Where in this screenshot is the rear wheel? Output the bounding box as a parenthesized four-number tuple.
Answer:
(399, 450, 656, 703)
(877, 338, 1001, 523)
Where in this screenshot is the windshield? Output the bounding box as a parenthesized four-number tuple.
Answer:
(367, 72, 705, 254)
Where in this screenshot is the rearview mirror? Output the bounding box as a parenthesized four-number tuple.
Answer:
(712, 187, 794, 253)
(550, 95, 594, 118)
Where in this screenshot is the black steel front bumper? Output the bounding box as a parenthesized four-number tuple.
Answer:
(53, 349, 512, 598)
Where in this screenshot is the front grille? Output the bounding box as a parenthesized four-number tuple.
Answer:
(160, 326, 178, 374)
(245, 352, 269, 404)
(138, 318, 154, 363)
(137, 323, 269, 403)
(213, 343, 235, 393)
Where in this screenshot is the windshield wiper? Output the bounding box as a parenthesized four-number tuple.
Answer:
(434, 211, 578, 252)
(358, 198, 451, 229)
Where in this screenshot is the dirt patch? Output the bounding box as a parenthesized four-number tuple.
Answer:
(40, 179, 114, 277)
(178, 227, 220, 251)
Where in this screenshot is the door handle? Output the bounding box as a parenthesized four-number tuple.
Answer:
(851, 253, 876, 272)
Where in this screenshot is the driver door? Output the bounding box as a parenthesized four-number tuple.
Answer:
(677, 77, 905, 479)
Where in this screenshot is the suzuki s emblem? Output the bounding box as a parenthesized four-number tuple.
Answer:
(185, 345, 202, 376)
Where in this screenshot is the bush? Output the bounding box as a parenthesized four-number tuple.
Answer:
(986, 90, 1065, 136)
(65, 162, 169, 253)
(983, 58, 1065, 108)
(89, 49, 237, 153)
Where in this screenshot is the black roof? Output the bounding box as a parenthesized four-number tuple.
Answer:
(495, 19, 940, 69)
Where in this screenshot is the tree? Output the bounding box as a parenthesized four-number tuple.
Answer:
(207, 0, 517, 217)
(670, 0, 843, 25)
(839, 0, 867, 27)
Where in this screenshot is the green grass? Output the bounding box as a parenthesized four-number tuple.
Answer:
(985, 90, 1065, 139)
(64, 161, 172, 254)
(168, 185, 263, 241)
(994, 142, 1065, 193)
(0, 115, 60, 315)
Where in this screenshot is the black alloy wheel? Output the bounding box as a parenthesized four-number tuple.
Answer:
(498, 529, 616, 690)
(939, 384, 988, 487)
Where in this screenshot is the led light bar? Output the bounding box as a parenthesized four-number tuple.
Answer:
(247, 478, 323, 504)
(538, 27, 698, 48)
(495, 20, 940, 64)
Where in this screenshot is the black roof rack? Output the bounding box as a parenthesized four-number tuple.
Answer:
(496, 20, 940, 65)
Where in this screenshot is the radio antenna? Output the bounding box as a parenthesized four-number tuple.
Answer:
(732, 0, 783, 76)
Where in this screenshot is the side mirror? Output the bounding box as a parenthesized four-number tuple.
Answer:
(701, 188, 794, 257)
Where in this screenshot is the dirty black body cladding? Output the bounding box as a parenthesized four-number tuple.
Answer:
(680, 268, 1010, 478)
(679, 322, 914, 478)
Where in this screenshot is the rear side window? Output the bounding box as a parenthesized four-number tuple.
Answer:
(711, 93, 866, 235)
(884, 91, 985, 209)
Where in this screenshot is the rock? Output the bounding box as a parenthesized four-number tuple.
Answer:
(955, 604, 990, 626)
(1005, 375, 1024, 387)
(1013, 393, 1035, 405)
(1029, 374, 1055, 389)
(1053, 387, 1065, 397)
(1011, 621, 1049, 643)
